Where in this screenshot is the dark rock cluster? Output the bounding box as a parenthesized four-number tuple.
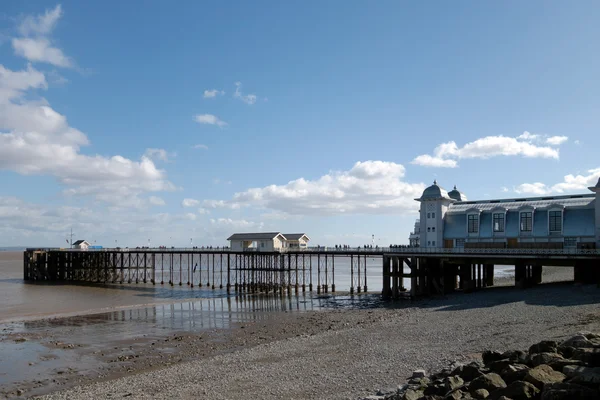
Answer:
(361, 332, 600, 400)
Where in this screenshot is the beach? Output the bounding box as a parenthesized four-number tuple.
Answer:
(1, 251, 598, 399)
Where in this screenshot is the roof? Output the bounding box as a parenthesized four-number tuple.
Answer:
(72, 240, 88, 245)
(227, 232, 286, 241)
(417, 180, 452, 201)
(448, 185, 467, 201)
(283, 234, 310, 241)
(589, 178, 600, 191)
(446, 194, 594, 214)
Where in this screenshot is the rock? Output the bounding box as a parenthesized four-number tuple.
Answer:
(483, 350, 505, 366)
(412, 369, 427, 379)
(488, 360, 514, 374)
(547, 358, 584, 372)
(489, 380, 539, 400)
(453, 362, 485, 382)
(523, 364, 565, 389)
(529, 352, 564, 367)
(402, 389, 423, 400)
(562, 365, 600, 384)
(408, 377, 430, 386)
(445, 375, 464, 392)
(14, 338, 27, 343)
(557, 346, 574, 359)
(469, 373, 507, 393)
(571, 348, 600, 367)
(560, 334, 593, 349)
(501, 350, 528, 364)
(424, 383, 446, 397)
(16, 389, 24, 396)
(376, 387, 397, 396)
(443, 389, 464, 400)
(499, 364, 530, 384)
(472, 388, 489, 399)
(541, 382, 600, 400)
(361, 396, 385, 400)
(529, 340, 558, 355)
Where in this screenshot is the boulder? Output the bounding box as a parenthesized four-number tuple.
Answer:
(489, 380, 540, 400)
(482, 350, 505, 366)
(541, 382, 600, 400)
(562, 365, 600, 384)
(376, 387, 398, 396)
(424, 383, 446, 397)
(472, 388, 489, 399)
(523, 364, 565, 389)
(571, 347, 600, 367)
(361, 396, 385, 400)
(488, 360, 514, 374)
(529, 352, 564, 367)
(412, 369, 427, 379)
(529, 340, 558, 355)
(501, 350, 528, 364)
(559, 334, 593, 349)
(547, 358, 584, 372)
(443, 389, 464, 400)
(402, 389, 423, 400)
(453, 362, 485, 382)
(469, 373, 507, 393)
(445, 375, 464, 392)
(499, 364, 530, 384)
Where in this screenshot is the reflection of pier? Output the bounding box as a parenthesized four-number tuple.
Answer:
(23, 247, 600, 298)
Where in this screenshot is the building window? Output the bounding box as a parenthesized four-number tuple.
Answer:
(432, 227, 436, 232)
(432, 241, 436, 247)
(564, 237, 577, 247)
(427, 213, 430, 218)
(455, 239, 465, 247)
(261, 242, 265, 248)
(427, 241, 431, 246)
(427, 227, 430, 232)
(549, 210, 562, 232)
(520, 212, 532, 232)
(432, 212, 435, 218)
(493, 213, 505, 232)
(468, 214, 479, 233)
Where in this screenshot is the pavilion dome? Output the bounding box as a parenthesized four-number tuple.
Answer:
(448, 185, 467, 201)
(419, 180, 451, 200)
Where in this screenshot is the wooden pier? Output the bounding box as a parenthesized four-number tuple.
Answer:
(23, 247, 600, 298)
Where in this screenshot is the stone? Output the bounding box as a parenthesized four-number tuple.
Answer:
(472, 389, 489, 399)
(557, 346, 574, 359)
(424, 383, 446, 397)
(489, 380, 540, 400)
(571, 348, 600, 367)
(412, 369, 427, 379)
(529, 352, 564, 367)
(547, 358, 584, 372)
(482, 350, 505, 366)
(445, 375, 464, 392)
(469, 373, 507, 393)
(402, 389, 423, 400)
(559, 334, 593, 349)
(453, 362, 485, 382)
(523, 364, 565, 389)
(529, 340, 558, 355)
(362, 396, 385, 400)
(562, 365, 600, 384)
(541, 382, 600, 400)
(443, 389, 464, 400)
(488, 360, 514, 374)
(499, 364, 530, 384)
(376, 387, 397, 396)
(501, 350, 528, 364)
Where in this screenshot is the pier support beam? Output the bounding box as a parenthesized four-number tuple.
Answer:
(484, 264, 494, 287)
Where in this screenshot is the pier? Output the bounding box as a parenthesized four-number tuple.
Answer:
(23, 247, 600, 298)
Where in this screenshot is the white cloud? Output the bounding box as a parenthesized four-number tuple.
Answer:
(144, 148, 174, 162)
(193, 144, 208, 150)
(193, 114, 227, 127)
(149, 196, 166, 206)
(412, 132, 561, 168)
(203, 89, 224, 98)
(574, 140, 581, 145)
(204, 161, 425, 216)
(0, 63, 174, 208)
(12, 5, 73, 68)
(546, 136, 568, 146)
(210, 218, 261, 230)
(18, 4, 63, 36)
(182, 198, 200, 207)
(233, 82, 257, 105)
(501, 187, 509, 193)
(197, 208, 209, 215)
(411, 155, 458, 168)
(514, 167, 600, 195)
(186, 213, 198, 221)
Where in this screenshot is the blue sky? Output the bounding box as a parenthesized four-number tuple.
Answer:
(1, 1, 599, 247)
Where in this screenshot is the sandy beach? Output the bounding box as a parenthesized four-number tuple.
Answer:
(0, 251, 596, 399)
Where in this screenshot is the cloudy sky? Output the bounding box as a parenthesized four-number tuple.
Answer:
(1, 1, 599, 247)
